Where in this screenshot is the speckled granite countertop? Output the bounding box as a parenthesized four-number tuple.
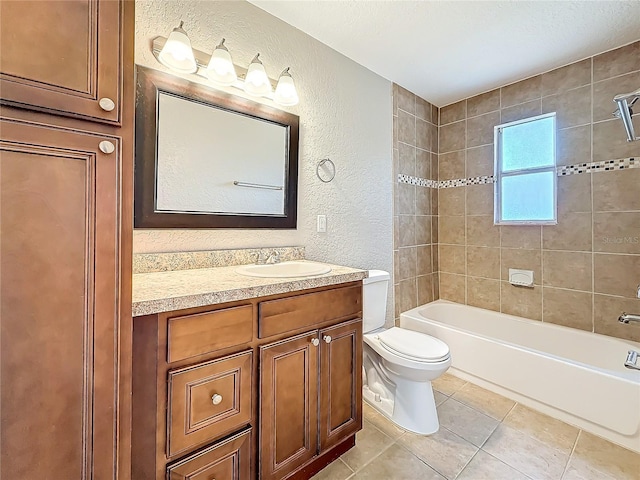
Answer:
(132, 261, 368, 316)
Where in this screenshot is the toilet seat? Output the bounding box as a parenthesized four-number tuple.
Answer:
(376, 327, 450, 363)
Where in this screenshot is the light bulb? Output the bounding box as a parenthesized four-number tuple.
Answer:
(244, 54, 272, 97)
(206, 38, 237, 86)
(157, 21, 197, 74)
(274, 68, 299, 106)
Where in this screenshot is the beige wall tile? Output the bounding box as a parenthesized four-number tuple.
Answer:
(398, 183, 416, 215)
(501, 248, 542, 283)
(467, 215, 500, 247)
(501, 225, 542, 249)
(431, 155, 439, 183)
(417, 245, 433, 275)
(467, 277, 500, 311)
(439, 187, 465, 216)
(397, 278, 417, 313)
(398, 142, 416, 175)
(593, 40, 640, 82)
(466, 145, 494, 178)
(416, 118, 432, 151)
(594, 294, 640, 342)
(440, 120, 466, 153)
(439, 244, 466, 274)
(398, 247, 417, 280)
(430, 122, 439, 154)
(432, 104, 440, 126)
(439, 215, 466, 245)
(501, 75, 542, 108)
(467, 89, 500, 117)
(416, 215, 432, 245)
(543, 250, 592, 291)
(398, 215, 416, 247)
(416, 187, 431, 215)
(542, 212, 592, 251)
(393, 249, 399, 281)
(543, 287, 593, 331)
(593, 212, 640, 254)
(467, 246, 500, 279)
(500, 99, 541, 124)
(557, 173, 591, 214)
(501, 283, 542, 320)
(439, 273, 466, 303)
(398, 109, 416, 145)
(466, 184, 493, 216)
(541, 85, 591, 129)
(594, 253, 640, 298)
(467, 111, 500, 148)
(593, 118, 640, 162)
(439, 150, 465, 180)
(397, 85, 416, 114)
(432, 214, 439, 244)
(593, 169, 640, 212)
(417, 274, 435, 305)
(433, 272, 440, 298)
(557, 125, 591, 166)
(416, 149, 431, 179)
(393, 215, 399, 250)
(441, 100, 466, 125)
(593, 71, 640, 122)
(541, 58, 592, 96)
(416, 97, 432, 122)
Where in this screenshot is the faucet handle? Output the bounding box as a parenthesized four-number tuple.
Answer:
(637, 284, 640, 299)
(255, 251, 267, 265)
(271, 250, 281, 263)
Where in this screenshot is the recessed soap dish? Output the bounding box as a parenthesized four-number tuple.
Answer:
(509, 268, 534, 287)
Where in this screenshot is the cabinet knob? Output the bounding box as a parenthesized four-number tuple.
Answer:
(99, 97, 116, 112)
(311, 338, 320, 347)
(99, 141, 115, 154)
(323, 335, 332, 344)
(211, 394, 223, 405)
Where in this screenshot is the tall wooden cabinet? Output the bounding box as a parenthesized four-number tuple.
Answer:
(0, 1, 134, 479)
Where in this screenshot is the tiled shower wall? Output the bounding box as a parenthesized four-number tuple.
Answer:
(436, 41, 640, 342)
(392, 85, 439, 321)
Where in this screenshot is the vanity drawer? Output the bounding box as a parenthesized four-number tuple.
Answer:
(167, 350, 253, 457)
(167, 304, 253, 363)
(258, 285, 362, 338)
(167, 428, 252, 480)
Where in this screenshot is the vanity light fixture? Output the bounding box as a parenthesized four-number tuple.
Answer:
(152, 24, 299, 106)
(206, 38, 237, 86)
(157, 21, 198, 74)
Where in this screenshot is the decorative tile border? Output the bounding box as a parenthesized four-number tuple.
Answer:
(398, 157, 637, 189)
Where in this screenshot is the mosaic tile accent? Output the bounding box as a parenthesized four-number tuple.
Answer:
(440, 175, 496, 189)
(557, 157, 637, 176)
(397, 174, 438, 188)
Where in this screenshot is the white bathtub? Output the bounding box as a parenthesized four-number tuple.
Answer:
(400, 300, 640, 453)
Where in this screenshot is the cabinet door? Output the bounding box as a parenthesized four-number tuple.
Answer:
(319, 320, 363, 451)
(0, 117, 121, 479)
(260, 331, 319, 480)
(0, 0, 123, 125)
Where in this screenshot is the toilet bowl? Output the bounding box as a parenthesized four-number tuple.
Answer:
(362, 270, 450, 434)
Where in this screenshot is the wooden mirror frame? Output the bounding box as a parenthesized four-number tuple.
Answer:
(134, 66, 299, 229)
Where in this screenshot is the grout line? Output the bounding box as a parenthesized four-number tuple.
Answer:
(560, 429, 582, 479)
(590, 59, 596, 335)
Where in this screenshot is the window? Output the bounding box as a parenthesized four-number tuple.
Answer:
(494, 113, 557, 225)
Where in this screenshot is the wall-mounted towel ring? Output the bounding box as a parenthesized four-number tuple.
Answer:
(316, 158, 336, 183)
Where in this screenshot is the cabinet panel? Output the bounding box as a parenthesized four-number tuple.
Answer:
(0, 0, 122, 124)
(260, 331, 319, 480)
(319, 320, 363, 451)
(0, 118, 120, 478)
(167, 428, 252, 480)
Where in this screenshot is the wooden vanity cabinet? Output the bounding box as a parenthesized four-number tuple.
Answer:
(132, 282, 363, 480)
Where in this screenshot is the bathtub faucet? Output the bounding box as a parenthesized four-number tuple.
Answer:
(624, 350, 640, 370)
(618, 312, 640, 324)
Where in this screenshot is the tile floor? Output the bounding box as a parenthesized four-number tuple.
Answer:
(311, 373, 640, 480)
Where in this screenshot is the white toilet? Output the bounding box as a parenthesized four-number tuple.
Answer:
(362, 270, 451, 435)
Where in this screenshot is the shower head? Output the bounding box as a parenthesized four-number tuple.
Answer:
(613, 88, 640, 142)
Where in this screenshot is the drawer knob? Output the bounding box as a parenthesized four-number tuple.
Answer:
(99, 97, 116, 111)
(99, 141, 115, 154)
(211, 394, 223, 405)
(311, 338, 320, 347)
(323, 335, 332, 344)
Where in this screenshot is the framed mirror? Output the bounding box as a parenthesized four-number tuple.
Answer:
(135, 66, 299, 229)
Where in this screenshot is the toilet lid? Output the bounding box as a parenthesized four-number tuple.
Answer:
(377, 327, 450, 362)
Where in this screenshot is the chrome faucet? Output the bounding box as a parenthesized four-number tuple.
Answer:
(619, 313, 640, 324)
(266, 250, 281, 264)
(255, 251, 268, 265)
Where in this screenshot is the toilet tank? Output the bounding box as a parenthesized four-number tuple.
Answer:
(362, 270, 390, 333)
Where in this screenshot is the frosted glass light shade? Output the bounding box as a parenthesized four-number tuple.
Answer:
(206, 39, 237, 86)
(244, 54, 272, 96)
(274, 68, 299, 106)
(158, 21, 197, 74)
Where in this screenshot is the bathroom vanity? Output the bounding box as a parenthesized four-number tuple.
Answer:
(131, 257, 366, 479)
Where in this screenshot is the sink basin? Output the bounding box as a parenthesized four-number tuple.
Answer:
(235, 261, 331, 278)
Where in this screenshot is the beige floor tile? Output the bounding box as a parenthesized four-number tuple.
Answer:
(562, 457, 619, 480)
(503, 404, 579, 455)
(351, 443, 445, 480)
(434, 390, 447, 406)
(340, 420, 394, 472)
(363, 402, 406, 440)
(437, 398, 499, 447)
(483, 424, 570, 480)
(452, 382, 516, 420)
(398, 427, 478, 479)
(569, 430, 640, 480)
(457, 450, 530, 480)
(311, 459, 354, 480)
(432, 373, 467, 396)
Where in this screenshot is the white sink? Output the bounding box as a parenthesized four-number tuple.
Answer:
(235, 261, 331, 278)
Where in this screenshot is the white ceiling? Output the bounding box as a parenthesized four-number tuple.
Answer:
(248, 1, 640, 106)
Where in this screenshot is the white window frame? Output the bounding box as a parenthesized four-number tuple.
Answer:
(493, 112, 557, 226)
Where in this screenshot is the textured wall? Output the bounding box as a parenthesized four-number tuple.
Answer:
(134, 1, 394, 323)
